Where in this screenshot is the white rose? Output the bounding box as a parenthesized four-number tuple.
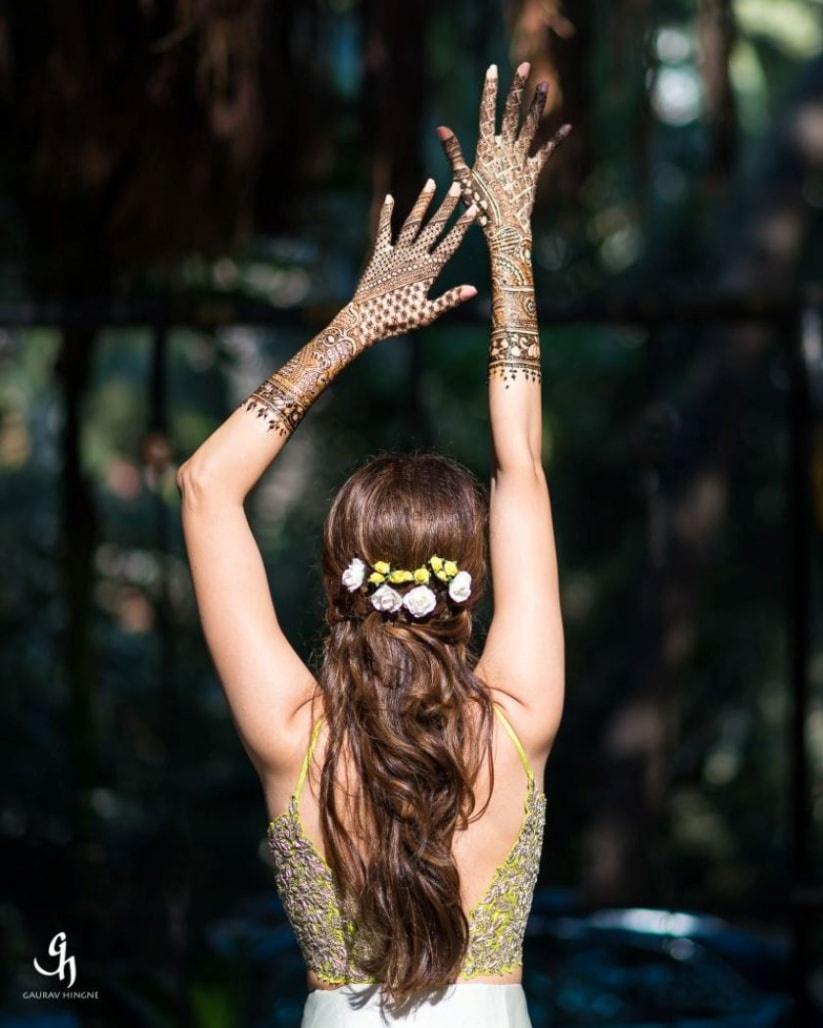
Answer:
(341, 557, 366, 592)
(448, 570, 472, 603)
(371, 584, 403, 613)
(402, 585, 437, 618)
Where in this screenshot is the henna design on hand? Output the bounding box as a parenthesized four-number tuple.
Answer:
(437, 63, 571, 385)
(239, 181, 477, 435)
(351, 179, 478, 340)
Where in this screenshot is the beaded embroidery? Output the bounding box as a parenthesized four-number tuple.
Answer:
(266, 703, 547, 984)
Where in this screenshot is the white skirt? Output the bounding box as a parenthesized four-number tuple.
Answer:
(299, 982, 533, 1027)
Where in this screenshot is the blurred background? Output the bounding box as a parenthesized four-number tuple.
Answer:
(1, 1, 822, 1026)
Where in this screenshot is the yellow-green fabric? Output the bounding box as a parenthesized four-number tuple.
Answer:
(266, 702, 547, 984)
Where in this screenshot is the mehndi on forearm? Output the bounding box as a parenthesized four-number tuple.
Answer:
(488, 227, 540, 384)
(239, 303, 367, 436)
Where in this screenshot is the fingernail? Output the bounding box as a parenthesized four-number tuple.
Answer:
(448, 181, 461, 196)
(466, 203, 478, 217)
(461, 286, 478, 299)
(487, 64, 497, 78)
(424, 177, 435, 191)
(384, 193, 393, 204)
(517, 61, 530, 77)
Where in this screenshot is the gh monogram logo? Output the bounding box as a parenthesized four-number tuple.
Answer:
(33, 931, 77, 989)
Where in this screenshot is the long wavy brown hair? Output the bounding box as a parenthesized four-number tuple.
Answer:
(314, 451, 497, 1012)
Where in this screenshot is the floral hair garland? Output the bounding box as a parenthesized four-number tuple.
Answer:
(341, 554, 472, 619)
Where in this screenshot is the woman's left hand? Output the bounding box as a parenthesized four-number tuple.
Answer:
(349, 179, 478, 344)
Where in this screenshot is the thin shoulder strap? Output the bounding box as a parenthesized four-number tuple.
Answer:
(294, 715, 326, 801)
(492, 702, 534, 781)
(295, 709, 529, 801)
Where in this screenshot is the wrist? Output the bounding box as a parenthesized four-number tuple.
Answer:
(321, 301, 375, 353)
(487, 223, 532, 247)
(239, 303, 368, 436)
(487, 225, 534, 277)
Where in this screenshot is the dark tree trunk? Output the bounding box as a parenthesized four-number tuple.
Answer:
(698, 0, 739, 184)
(504, 0, 594, 203)
(54, 329, 100, 956)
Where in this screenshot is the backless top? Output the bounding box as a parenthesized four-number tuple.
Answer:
(266, 701, 547, 984)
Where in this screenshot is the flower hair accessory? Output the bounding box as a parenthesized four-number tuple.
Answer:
(341, 554, 472, 618)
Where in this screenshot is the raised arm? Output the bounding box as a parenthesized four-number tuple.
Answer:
(177, 181, 477, 777)
(438, 63, 570, 750)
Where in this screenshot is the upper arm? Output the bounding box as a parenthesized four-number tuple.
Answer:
(477, 461, 565, 751)
(178, 461, 316, 778)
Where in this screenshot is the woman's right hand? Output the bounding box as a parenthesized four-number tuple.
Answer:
(348, 179, 478, 345)
(436, 63, 570, 247)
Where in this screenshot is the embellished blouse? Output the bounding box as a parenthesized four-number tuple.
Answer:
(266, 701, 547, 984)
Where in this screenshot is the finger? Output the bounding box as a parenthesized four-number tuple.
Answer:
(436, 126, 471, 181)
(375, 193, 394, 244)
(432, 203, 477, 265)
(422, 284, 478, 325)
(535, 122, 573, 171)
(519, 81, 548, 152)
(417, 180, 462, 249)
(478, 64, 498, 142)
(501, 61, 530, 143)
(398, 178, 437, 245)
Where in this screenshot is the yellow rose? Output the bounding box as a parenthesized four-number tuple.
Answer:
(373, 561, 390, 575)
(444, 560, 458, 578)
(429, 555, 443, 572)
(368, 571, 386, 585)
(414, 567, 430, 583)
(389, 570, 406, 583)
(435, 570, 449, 582)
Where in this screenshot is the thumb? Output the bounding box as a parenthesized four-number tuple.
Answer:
(425, 284, 477, 322)
(436, 126, 470, 177)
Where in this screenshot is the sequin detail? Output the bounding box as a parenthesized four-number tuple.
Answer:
(266, 703, 546, 984)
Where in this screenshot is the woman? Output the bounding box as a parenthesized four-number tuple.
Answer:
(178, 63, 569, 1026)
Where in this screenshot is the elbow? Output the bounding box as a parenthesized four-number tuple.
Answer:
(175, 461, 189, 495)
(177, 455, 248, 511)
(176, 459, 196, 495)
(492, 432, 544, 480)
(176, 457, 219, 506)
(493, 453, 546, 482)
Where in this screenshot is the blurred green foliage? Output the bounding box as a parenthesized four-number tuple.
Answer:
(0, 0, 821, 1023)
